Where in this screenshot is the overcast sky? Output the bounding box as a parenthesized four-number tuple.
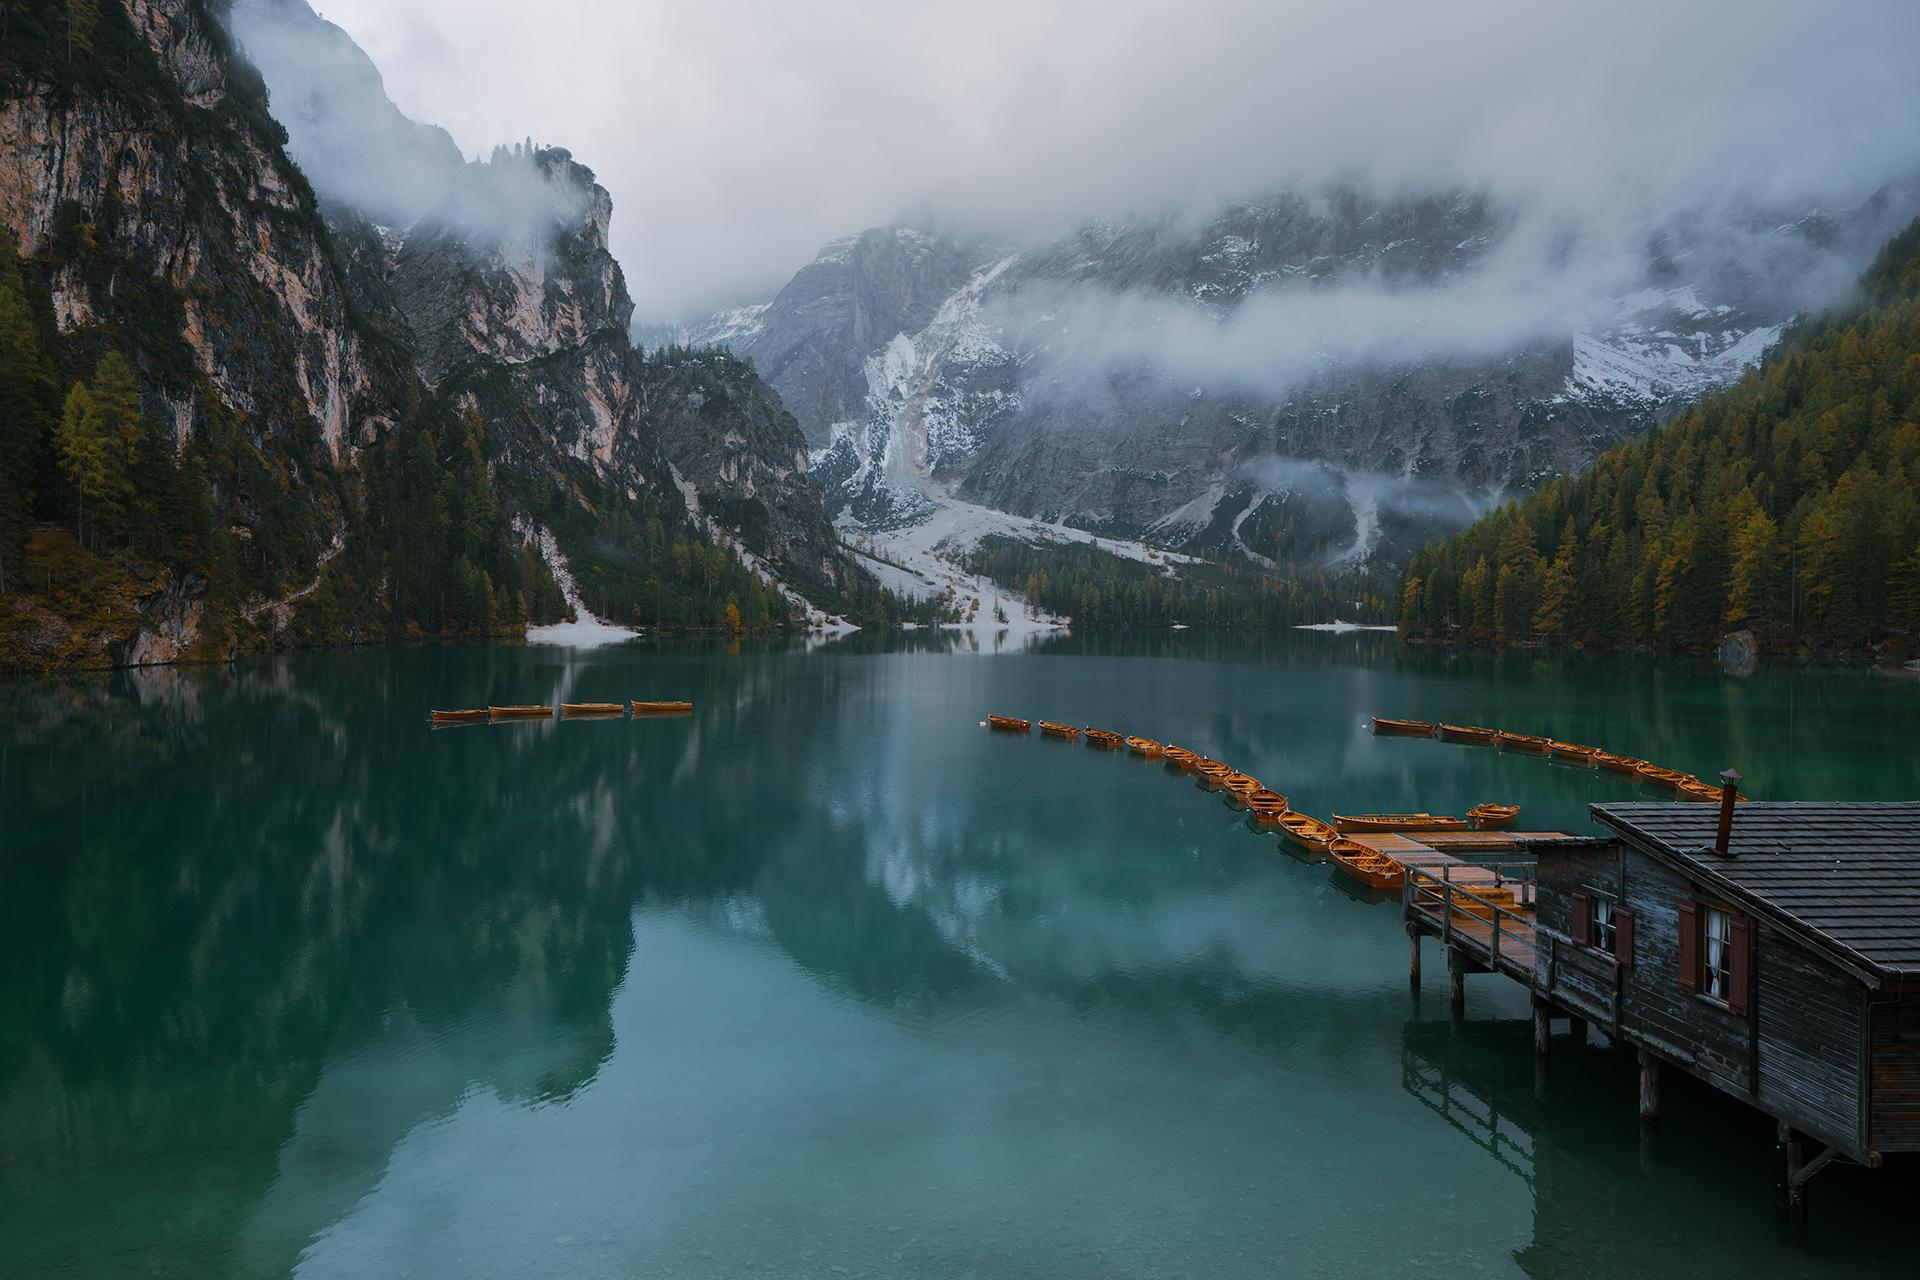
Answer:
(313, 0, 1920, 322)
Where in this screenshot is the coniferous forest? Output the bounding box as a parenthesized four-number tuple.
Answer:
(1398, 217, 1920, 656)
(966, 536, 1395, 629)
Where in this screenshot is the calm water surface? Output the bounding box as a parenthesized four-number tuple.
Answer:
(3, 633, 1917, 1278)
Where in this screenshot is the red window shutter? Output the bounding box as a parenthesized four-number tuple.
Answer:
(1614, 906, 1635, 966)
(1728, 916, 1753, 1015)
(1571, 892, 1590, 947)
(1677, 900, 1698, 992)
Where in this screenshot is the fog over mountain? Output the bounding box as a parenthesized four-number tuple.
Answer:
(219, 0, 1920, 594)
(309, 0, 1920, 323)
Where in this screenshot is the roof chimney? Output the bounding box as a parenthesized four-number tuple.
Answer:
(1714, 769, 1743, 855)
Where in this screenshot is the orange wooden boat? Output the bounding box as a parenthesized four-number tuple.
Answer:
(1247, 789, 1290, 825)
(1333, 812, 1470, 833)
(987, 714, 1031, 732)
(1278, 812, 1338, 854)
(1194, 759, 1233, 786)
(1548, 742, 1596, 766)
(1162, 745, 1199, 769)
(1371, 716, 1435, 736)
(1467, 802, 1521, 830)
(1084, 728, 1125, 749)
(1222, 773, 1264, 801)
(1495, 732, 1551, 754)
(1636, 763, 1691, 789)
(1593, 751, 1643, 774)
(1676, 778, 1726, 802)
(488, 704, 553, 719)
(562, 702, 624, 717)
(1126, 736, 1164, 758)
(1331, 840, 1406, 891)
(430, 708, 488, 724)
(631, 700, 694, 715)
(1039, 720, 1080, 740)
(1438, 724, 1499, 745)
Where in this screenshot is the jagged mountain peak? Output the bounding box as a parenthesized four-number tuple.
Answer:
(680, 181, 1918, 575)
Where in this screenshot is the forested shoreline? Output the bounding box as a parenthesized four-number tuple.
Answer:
(1398, 218, 1920, 661)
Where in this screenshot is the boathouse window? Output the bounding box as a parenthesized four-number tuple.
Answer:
(1678, 899, 1750, 1013)
(1569, 892, 1632, 963)
(1703, 907, 1733, 999)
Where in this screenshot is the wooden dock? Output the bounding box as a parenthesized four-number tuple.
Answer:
(1369, 832, 1582, 1009)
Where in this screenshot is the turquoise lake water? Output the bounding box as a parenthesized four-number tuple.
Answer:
(2, 632, 1917, 1278)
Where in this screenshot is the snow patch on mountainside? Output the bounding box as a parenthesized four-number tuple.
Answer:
(671, 466, 858, 633)
(524, 524, 640, 647)
(1565, 286, 1782, 404)
(847, 495, 1202, 648)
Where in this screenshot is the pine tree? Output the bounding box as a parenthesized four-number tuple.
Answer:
(1533, 529, 1576, 635)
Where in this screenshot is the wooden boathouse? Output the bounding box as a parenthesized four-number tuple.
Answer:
(1402, 797, 1920, 1226)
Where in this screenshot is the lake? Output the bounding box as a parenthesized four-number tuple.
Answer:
(3, 633, 1917, 1278)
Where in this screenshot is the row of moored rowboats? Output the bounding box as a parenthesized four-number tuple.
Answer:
(986, 714, 1522, 893)
(1369, 717, 1747, 804)
(430, 700, 693, 725)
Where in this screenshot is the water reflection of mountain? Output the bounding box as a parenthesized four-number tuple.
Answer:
(4, 639, 1916, 1275)
(1399, 1019, 1920, 1277)
(0, 648, 809, 1274)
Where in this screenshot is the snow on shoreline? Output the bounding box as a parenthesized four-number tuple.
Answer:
(1293, 620, 1398, 633)
(851, 494, 1206, 650)
(524, 525, 641, 649)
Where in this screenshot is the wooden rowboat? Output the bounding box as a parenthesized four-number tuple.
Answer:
(1495, 732, 1551, 754)
(1126, 736, 1164, 758)
(1247, 789, 1290, 825)
(1194, 759, 1232, 785)
(1222, 774, 1264, 800)
(1371, 716, 1436, 736)
(1278, 812, 1339, 854)
(1083, 728, 1125, 749)
(1331, 840, 1405, 891)
(1039, 721, 1080, 740)
(631, 700, 694, 715)
(488, 704, 553, 719)
(987, 714, 1031, 732)
(1548, 742, 1597, 765)
(562, 702, 624, 717)
(1635, 763, 1691, 789)
(1161, 745, 1199, 769)
(1438, 724, 1500, 745)
(1333, 812, 1470, 833)
(1675, 778, 1726, 802)
(1593, 752, 1643, 774)
(1467, 803, 1521, 830)
(430, 708, 488, 724)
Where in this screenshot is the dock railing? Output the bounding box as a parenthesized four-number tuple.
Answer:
(1403, 859, 1539, 975)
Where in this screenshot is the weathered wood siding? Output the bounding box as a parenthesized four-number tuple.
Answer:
(1870, 996, 1920, 1151)
(1752, 939, 1863, 1153)
(1535, 840, 1868, 1157)
(1535, 843, 1621, 1026)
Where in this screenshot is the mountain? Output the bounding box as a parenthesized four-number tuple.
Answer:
(681, 187, 1917, 579)
(0, 0, 875, 671)
(1398, 216, 1920, 655)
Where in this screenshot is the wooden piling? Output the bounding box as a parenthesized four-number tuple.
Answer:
(1638, 1048, 1661, 1125)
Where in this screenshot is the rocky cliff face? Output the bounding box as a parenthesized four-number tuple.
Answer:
(694, 186, 1917, 570)
(231, 0, 859, 613)
(0, 0, 414, 667)
(0, 0, 864, 670)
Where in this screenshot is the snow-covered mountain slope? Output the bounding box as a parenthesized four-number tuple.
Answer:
(677, 185, 1916, 581)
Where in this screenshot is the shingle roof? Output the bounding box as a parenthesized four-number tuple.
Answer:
(1590, 801, 1920, 980)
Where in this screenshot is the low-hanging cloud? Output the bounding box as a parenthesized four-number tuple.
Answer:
(229, 0, 588, 246)
(302, 0, 1920, 322)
